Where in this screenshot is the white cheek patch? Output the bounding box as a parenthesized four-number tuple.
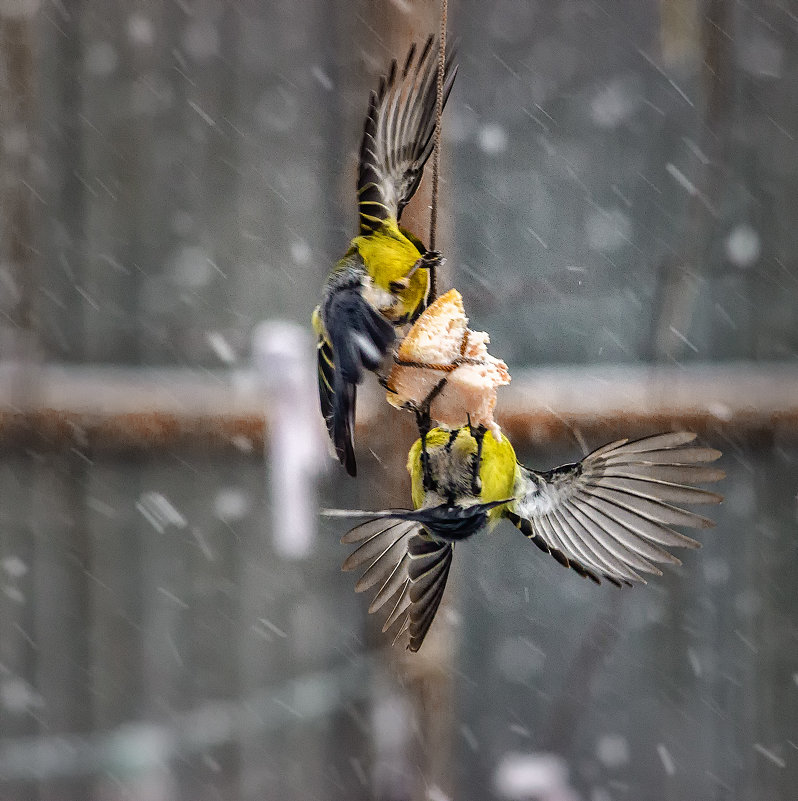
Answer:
(363, 285, 399, 314)
(362, 277, 397, 315)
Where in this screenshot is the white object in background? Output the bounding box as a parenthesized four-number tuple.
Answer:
(494, 752, 580, 801)
(371, 680, 413, 801)
(253, 321, 327, 560)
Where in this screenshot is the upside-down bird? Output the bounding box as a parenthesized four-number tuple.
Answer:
(312, 37, 457, 476)
(327, 428, 723, 651)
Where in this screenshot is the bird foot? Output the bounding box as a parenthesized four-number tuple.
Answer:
(400, 251, 445, 290)
(467, 415, 487, 496)
(404, 378, 448, 493)
(417, 414, 438, 493)
(420, 250, 444, 270)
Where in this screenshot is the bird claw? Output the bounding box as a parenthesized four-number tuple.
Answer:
(403, 251, 444, 287)
(467, 415, 487, 442)
(417, 411, 438, 493)
(403, 378, 449, 494)
(415, 390, 438, 494)
(421, 250, 444, 270)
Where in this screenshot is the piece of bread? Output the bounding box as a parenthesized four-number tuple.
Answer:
(396, 289, 469, 364)
(386, 289, 510, 434)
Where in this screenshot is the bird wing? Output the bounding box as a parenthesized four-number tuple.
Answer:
(506, 432, 724, 586)
(333, 500, 502, 651)
(314, 265, 396, 477)
(357, 36, 458, 233)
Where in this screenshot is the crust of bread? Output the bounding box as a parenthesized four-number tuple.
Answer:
(396, 288, 467, 364)
(387, 289, 510, 433)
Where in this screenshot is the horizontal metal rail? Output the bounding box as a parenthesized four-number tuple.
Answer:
(0, 362, 795, 452)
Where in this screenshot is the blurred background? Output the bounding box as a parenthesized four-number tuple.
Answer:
(1, 1, 797, 800)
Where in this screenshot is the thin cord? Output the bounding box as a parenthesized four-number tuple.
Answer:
(428, 0, 448, 301)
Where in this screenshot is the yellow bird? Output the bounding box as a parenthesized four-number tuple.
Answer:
(313, 37, 457, 476)
(329, 428, 724, 651)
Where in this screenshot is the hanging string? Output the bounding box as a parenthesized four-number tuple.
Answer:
(428, 0, 448, 302)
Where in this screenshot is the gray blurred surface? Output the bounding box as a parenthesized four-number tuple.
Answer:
(457, 432, 798, 801)
(13, 0, 796, 368)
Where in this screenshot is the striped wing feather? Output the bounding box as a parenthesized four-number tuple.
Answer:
(358, 36, 458, 232)
(315, 336, 336, 441)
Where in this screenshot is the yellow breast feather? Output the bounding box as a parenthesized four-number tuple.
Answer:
(407, 428, 517, 517)
(353, 220, 429, 318)
(477, 432, 518, 520)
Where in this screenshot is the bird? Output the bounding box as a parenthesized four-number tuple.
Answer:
(328, 427, 724, 651)
(312, 36, 458, 477)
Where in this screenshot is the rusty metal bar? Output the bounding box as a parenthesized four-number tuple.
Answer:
(0, 362, 795, 454)
(496, 362, 798, 446)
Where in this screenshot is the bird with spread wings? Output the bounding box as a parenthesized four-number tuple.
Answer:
(330, 428, 723, 651)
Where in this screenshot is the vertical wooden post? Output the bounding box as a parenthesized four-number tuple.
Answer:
(1, 8, 45, 801)
(354, 4, 457, 800)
